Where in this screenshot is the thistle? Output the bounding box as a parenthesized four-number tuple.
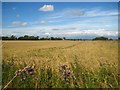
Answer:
(3, 65, 35, 89)
(59, 64, 71, 84)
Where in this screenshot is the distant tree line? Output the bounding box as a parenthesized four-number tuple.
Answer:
(1, 35, 115, 40)
(2, 35, 17, 40)
(2, 35, 65, 40)
(2, 35, 39, 40)
(40, 37, 64, 40)
(18, 35, 39, 40)
(92, 37, 113, 40)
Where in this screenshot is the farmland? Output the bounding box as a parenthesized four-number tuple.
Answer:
(2, 40, 118, 88)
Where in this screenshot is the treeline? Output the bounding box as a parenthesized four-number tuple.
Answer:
(1, 35, 115, 40)
(2, 35, 39, 40)
(2, 35, 65, 40)
(92, 37, 113, 40)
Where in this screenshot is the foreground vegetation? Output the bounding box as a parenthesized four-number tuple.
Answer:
(2, 41, 118, 88)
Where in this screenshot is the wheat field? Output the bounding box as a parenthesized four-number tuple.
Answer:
(2, 40, 118, 88)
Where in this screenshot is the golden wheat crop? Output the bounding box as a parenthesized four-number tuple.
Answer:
(2, 40, 118, 88)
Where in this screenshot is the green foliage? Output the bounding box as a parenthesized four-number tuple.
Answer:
(2, 56, 118, 88)
(2, 35, 115, 41)
(2, 35, 17, 40)
(93, 37, 109, 40)
(2, 35, 64, 40)
(18, 35, 39, 40)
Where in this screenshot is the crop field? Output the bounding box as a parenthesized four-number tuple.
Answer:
(2, 40, 119, 88)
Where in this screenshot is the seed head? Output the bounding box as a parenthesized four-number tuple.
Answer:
(15, 69, 22, 76)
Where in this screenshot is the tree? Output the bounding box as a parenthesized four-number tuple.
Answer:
(18, 36, 24, 40)
(50, 37, 54, 40)
(24, 35, 29, 40)
(2, 36, 9, 40)
(10, 35, 17, 40)
(93, 37, 109, 40)
(36, 36, 39, 40)
(63, 37, 66, 40)
(2, 35, 17, 40)
(109, 38, 113, 40)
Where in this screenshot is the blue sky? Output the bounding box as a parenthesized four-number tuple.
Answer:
(2, 2, 118, 39)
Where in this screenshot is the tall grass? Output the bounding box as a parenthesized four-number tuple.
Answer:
(2, 41, 118, 88)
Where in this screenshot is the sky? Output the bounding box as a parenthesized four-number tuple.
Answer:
(2, 2, 118, 39)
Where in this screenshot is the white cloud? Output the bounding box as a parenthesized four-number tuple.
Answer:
(39, 5, 54, 12)
(63, 29, 118, 37)
(45, 33, 50, 36)
(40, 21, 48, 24)
(12, 21, 28, 26)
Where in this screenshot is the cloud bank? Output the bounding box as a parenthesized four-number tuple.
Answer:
(2, 25, 118, 39)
